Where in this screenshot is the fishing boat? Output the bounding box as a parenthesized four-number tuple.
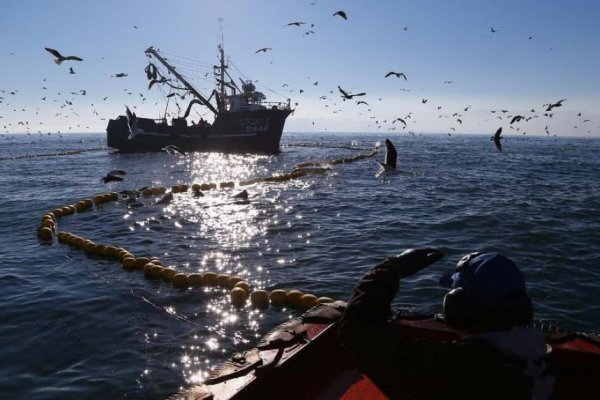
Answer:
(106, 42, 293, 154)
(171, 302, 600, 400)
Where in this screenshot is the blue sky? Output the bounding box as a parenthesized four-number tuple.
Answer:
(1, 0, 599, 136)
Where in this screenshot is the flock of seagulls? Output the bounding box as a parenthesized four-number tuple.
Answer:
(2, 37, 163, 135)
(1, 7, 596, 144)
(246, 8, 594, 143)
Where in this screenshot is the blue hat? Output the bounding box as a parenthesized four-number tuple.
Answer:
(439, 253, 527, 308)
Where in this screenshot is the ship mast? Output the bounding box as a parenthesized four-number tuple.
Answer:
(145, 47, 218, 116)
(217, 18, 227, 113)
(217, 43, 226, 112)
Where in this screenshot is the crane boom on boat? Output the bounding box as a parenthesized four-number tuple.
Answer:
(144, 46, 220, 115)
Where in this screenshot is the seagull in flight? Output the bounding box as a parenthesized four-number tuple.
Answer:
(338, 85, 366, 100)
(286, 22, 306, 26)
(544, 99, 566, 111)
(255, 47, 272, 53)
(510, 115, 525, 124)
(44, 47, 83, 65)
(491, 127, 503, 151)
(385, 71, 407, 80)
(333, 11, 348, 20)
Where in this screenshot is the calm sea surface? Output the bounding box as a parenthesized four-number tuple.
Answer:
(1, 132, 599, 399)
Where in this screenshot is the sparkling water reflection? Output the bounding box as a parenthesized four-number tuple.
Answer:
(0, 133, 599, 399)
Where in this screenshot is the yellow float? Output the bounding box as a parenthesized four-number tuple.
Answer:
(230, 287, 248, 307)
(250, 290, 270, 309)
(270, 289, 288, 307)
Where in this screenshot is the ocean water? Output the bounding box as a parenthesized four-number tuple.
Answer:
(0, 131, 599, 399)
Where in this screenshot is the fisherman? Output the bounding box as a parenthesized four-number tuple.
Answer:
(338, 248, 555, 400)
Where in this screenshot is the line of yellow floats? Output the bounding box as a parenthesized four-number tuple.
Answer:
(36, 147, 377, 311)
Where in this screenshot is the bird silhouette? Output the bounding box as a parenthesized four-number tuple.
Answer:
(44, 47, 83, 64)
(338, 85, 366, 100)
(101, 170, 126, 183)
(113, 73, 128, 78)
(510, 115, 525, 124)
(255, 47, 272, 53)
(385, 71, 407, 80)
(333, 11, 348, 20)
(69, 67, 75, 74)
(545, 99, 566, 111)
(491, 27, 498, 33)
(286, 22, 306, 26)
(491, 127, 503, 151)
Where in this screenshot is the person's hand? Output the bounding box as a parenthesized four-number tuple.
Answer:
(382, 248, 444, 279)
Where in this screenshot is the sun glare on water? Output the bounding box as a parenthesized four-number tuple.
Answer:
(119, 151, 307, 386)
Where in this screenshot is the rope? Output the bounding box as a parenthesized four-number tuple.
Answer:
(0, 147, 109, 161)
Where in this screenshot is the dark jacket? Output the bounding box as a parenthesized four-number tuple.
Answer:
(338, 259, 555, 400)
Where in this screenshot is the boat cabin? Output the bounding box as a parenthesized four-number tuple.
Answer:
(226, 81, 267, 112)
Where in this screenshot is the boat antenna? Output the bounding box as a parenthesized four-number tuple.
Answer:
(217, 18, 226, 112)
(218, 18, 224, 50)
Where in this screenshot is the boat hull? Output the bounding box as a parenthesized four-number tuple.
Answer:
(106, 108, 292, 154)
(173, 303, 600, 400)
